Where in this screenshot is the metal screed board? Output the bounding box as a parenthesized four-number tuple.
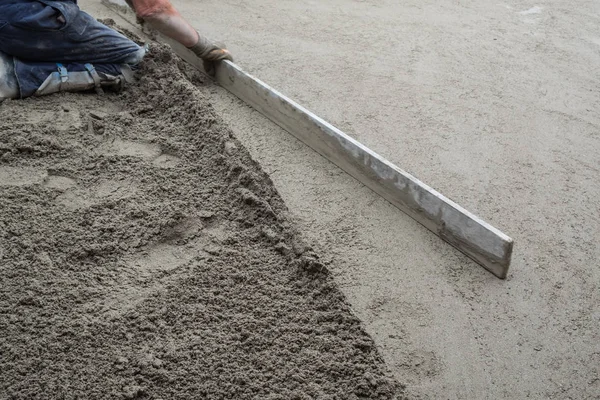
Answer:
(103, 0, 514, 278)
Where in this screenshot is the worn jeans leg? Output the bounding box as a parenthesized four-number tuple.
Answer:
(0, 0, 144, 64)
(0, 1, 146, 98)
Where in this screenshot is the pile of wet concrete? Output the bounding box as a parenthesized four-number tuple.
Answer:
(0, 41, 403, 399)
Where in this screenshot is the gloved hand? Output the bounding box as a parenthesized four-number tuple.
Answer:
(188, 32, 233, 76)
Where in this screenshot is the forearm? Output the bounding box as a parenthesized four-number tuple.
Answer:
(126, 0, 232, 75)
(129, 0, 198, 47)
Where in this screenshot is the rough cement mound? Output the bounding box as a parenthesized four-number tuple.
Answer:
(0, 38, 403, 399)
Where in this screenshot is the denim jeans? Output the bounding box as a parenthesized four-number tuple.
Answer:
(0, 0, 144, 97)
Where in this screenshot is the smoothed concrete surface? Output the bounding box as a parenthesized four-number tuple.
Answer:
(84, 1, 600, 398)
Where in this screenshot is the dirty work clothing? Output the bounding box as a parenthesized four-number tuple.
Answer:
(0, 0, 145, 98)
(0, 0, 143, 63)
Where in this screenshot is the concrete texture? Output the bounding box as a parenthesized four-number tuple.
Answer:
(85, 1, 599, 398)
(0, 45, 400, 399)
(211, 57, 514, 279)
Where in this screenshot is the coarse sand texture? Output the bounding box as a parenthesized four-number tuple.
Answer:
(0, 39, 403, 399)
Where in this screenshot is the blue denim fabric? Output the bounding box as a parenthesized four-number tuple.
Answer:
(0, 0, 141, 64)
(0, 0, 144, 98)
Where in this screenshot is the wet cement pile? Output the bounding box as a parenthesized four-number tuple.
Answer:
(0, 40, 403, 398)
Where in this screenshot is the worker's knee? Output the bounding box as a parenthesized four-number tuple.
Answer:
(121, 46, 147, 66)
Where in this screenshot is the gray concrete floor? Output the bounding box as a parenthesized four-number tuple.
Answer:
(85, 1, 599, 398)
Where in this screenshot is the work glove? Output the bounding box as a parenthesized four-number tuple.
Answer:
(188, 32, 233, 76)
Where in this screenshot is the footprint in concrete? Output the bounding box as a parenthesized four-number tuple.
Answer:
(0, 166, 47, 186)
(152, 153, 181, 169)
(162, 216, 204, 242)
(98, 137, 161, 159)
(203, 219, 233, 244)
(182, 219, 232, 256)
(157, 215, 230, 259)
(97, 136, 183, 169)
(19, 109, 82, 131)
(94, 179, 138, 200)
(99, 243, 200, 318)
(131, 243, 198, 275)
(89, 218, 229, 318)
(56, 188, 95, 210)
(43, 174, 77, 192)
(56, 178, 138, 210)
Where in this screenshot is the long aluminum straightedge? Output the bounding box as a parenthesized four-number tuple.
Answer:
(102, 0, 514, 279)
